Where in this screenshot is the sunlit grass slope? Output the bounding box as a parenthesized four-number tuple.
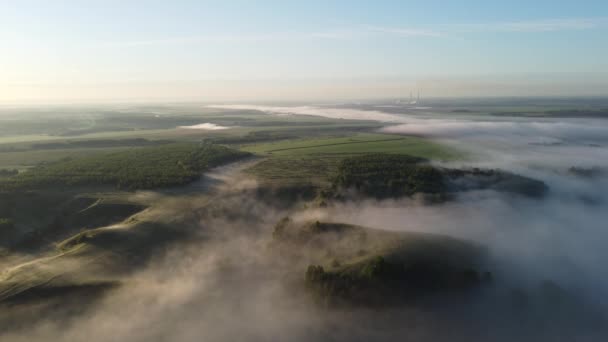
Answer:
(243, 133, 461, 185)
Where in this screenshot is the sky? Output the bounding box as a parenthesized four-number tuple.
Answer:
(1, 0, 608, 103)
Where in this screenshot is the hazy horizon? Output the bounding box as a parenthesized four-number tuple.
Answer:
(2, 1, 607, 104)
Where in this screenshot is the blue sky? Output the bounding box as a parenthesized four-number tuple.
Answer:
(1, 0, 608, 102)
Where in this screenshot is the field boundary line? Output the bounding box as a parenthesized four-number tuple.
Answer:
(265, 138, 408, 153)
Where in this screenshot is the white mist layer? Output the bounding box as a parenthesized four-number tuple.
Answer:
(179, 123, 229, 130)
(208, 104, 403, 122)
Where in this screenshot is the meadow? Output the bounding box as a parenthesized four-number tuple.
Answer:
(0, 107, 381, 170)
(242, 133, 460, 185)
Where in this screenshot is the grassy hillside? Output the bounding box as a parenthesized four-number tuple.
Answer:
(243, 133, 460, 187)
(272, 219, 490, 306)
(0, 190, 148, 252)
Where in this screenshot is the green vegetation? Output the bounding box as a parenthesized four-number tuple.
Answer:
(246, 156, 343, 185)
(19, 200, 145, 251)
(243, 133, 460, 190)
(333, 154, 444, 198)
(241, 133, 459, 160)
(0, 169, 18, 177)
(491, 108, 608, 118)
(0, 147, 138, 170)
(0, 218, 17, 247)
(0, 219, 184, 303)
(247, 143, 546, 204)
(569, 166, 606, 178)
(0, 110, 384, 169)
(0, 218, 14, 227)
(272, 219, 489, 306)
(28, 138, 174, 150)
(0, 105, 560, 321)
(211, 123, 381, 146)
(0, 190, 148, 251)
(443, 168, 548, 197)
(0, 143, 250, 190)
(327, 154, 548, 200)
(304, 256, 487, 306)
(0, 218, 15, 234)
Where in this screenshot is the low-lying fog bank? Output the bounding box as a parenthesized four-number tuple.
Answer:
(4, 185, 606, 341)
(2, 105, 607, 341)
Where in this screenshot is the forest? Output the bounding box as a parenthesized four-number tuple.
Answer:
(0, 142, 250, 190)
(332, 154, 445, 198)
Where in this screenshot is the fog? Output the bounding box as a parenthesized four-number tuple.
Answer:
(2, 106, 608, 341)
(209, 104, 403, 122)
(178, 123, 230, 130)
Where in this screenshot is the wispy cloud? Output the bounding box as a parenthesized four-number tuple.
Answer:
(457, 17, 608, 33)
(98, 30, 364, 47)
(365, 26, 443, 37)
(99, 17, 606, 47)
(97, 27, 442, 48)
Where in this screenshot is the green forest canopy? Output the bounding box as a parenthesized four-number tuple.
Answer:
(0, 142, 250, 190)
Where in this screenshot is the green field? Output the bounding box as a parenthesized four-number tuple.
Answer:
(242, 133, 461, 186)
(0, 147, 136, 170)
(241, 133, 459, 160)
(0, 108, 460, 191)
(0, 108, 382, 169)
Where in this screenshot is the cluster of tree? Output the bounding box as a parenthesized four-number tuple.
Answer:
(492, 109, 608, 118)
(55, 115, 204, 136)
(305, 255, 490, 306)
(0, 169, 18, 177)
(328, 154, 547, 200)
(0, 143, 250, 191)
(543, 109, 608, 118)
(273, 217, 491, 307)
(332, 154, 445, 198)
(30, 138, 174, 150)
(273, 218, 352, 243)
(58, 127, 134, 136)
(443, 168, 548, 197)
(0, 218, 16, 244)
(568, 166, 606, 178)
(0, 218, 14, 230)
